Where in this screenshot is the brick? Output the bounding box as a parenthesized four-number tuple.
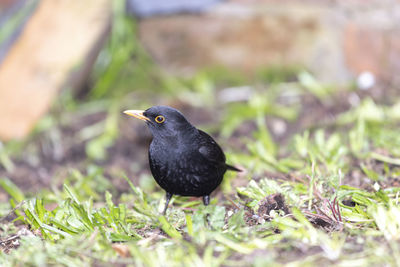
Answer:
(0, 0, 111, 140)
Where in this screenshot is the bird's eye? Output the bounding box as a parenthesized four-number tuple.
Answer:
(155, 115, 165, 123)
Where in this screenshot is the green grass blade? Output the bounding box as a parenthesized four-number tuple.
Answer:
(0, 177, 24, 202)
(64, 184, 80, 205)
(158, 216, 182, 239)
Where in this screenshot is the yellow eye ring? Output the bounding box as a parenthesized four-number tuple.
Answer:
(155, 115, 165, 123)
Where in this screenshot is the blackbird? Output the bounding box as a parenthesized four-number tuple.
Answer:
(124, 106, 240, 214)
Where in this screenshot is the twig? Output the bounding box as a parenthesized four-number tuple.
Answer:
(327, 200, 339, 222)
(0, 234, 19, 245)
(335, 197, 342, 222)
(0, 200, 25, 222)
(226, 196, 240, 210)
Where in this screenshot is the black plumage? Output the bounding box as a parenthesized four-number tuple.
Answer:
(124, 106, 240, 214)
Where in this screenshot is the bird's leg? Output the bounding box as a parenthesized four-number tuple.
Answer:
(202, 195, 212, 228)
(162, 192, 173, 215)
(203, 195, 210, 206)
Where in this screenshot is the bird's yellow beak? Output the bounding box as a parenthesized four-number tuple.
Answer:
(123, 110, 150, 122)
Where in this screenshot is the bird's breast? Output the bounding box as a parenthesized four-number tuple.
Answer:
(148, 139, 225, 196)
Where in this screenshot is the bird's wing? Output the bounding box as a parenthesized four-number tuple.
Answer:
(197, 130, 226, 165)
(197, 130, 242, 172)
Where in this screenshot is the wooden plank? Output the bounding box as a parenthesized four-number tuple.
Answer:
(0, 0, 112, 140)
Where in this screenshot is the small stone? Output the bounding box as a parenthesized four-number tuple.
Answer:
(373, 182, 380, 191)
(357, 71, 375, 90)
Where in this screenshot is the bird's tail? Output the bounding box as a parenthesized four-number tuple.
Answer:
(226, 164, 242, 172)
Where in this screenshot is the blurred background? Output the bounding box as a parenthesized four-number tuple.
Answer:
(3, 1, 400, 264)
(0, 0, 399, 197)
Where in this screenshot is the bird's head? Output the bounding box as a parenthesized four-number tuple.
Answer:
(124, 106, 195, 139)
